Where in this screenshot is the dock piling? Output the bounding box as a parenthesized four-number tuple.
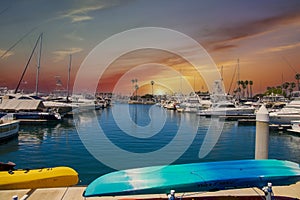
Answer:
(255, 105, 269, 159)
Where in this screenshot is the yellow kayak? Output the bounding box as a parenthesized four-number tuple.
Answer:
(0, 166, 79, 189)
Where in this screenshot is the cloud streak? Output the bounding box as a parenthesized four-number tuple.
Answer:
(260, 42, 300, 54)
(206, 11, 300, 52)
(63, 5, 105, 23)
(64, 32, 84, 41)
(52, 47, 83, 62)
(61, 2, 119, 23)
(0, 49, 14, 59)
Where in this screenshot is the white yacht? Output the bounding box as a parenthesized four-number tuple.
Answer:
(70, 94, 101, 111)
(269, 97, 300, 125)
(197, 101, 255, 117)
(179, 94, 201, 113)
(287, 120, 300, 133)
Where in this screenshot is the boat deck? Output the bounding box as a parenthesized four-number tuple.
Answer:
(0, 181, 299, 200)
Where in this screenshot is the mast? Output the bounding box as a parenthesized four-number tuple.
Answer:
(179, 67, 182, 94)
(35, 33, 43, 96)
(237, 58, 240, 100)
(221, 65, 223, 81)
(15, 33, 42, 94)
(237, 58, 240, 84)
(67, 54, 72, 102)
(193, 75, 195, 92)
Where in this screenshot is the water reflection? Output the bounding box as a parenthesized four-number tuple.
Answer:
(0, 137, 19, 155)
(0, 104, 299, 185)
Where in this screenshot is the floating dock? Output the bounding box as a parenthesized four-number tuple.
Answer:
(0, 181, 299, 200)
(218, 115, 256, 121)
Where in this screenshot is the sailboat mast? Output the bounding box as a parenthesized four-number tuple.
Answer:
(15, 33, 41, 94)
(237, 58, 240, 100)
(35, 33, 43, 96)
(237, 58, 240, 84)
(67, 54, 72, 102)
(221, 65, 223, 81)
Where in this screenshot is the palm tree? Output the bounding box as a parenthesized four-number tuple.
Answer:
(240, 80, 245, 98)
(151, 80, 155, 97)
(282, 82, 289, 97)
(131, 79, 135, 97)
(236, 80, 241, 99)
(245, 80, 249, 98)
(249, 80, 253, 98)
(135, 84, 139, 100)
(289, 82, 296, 95)
(295, 73, 300, 91)
(276, 85, 282, 94)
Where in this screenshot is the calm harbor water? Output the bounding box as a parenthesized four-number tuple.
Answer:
(0, 104, 300, 185)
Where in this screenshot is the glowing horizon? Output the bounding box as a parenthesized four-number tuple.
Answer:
(1, 1, 300, 96)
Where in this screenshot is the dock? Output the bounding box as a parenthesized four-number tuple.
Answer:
(218, 115, 256, 121)
(1, 182, 299, 200)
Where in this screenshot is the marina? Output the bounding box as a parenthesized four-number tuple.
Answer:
(0, 103, 300, 198)
(1, 1, 300, 198)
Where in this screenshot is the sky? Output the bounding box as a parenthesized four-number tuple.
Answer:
(0, 0, 300, 96)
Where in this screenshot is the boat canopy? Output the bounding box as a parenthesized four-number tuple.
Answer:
(0, 99, 45, 112)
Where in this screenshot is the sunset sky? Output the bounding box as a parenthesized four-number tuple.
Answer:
(1, 0, 300, 96)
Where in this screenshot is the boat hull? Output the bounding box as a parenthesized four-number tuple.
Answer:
(83, 159, 300, 197)
(269, 113, 300, 125)
(0, 120, 19, 141)
(14, 112, 61, 121)
(0, 166, 78, 189)
(197, 108, 255, 117)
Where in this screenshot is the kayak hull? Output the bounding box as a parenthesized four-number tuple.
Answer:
(84, 159, 300, 197)
(0, 166, 78, 189)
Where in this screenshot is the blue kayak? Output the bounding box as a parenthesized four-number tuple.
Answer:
(83, 159, 300, 197)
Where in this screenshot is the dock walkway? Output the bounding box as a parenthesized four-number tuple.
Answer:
(1, 181, 299, 200)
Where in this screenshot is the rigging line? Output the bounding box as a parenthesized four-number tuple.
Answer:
(282, 56, 298, 74)
(227, 63, 237, 95)
(0, 26, 38, 59)
(0, 6, 9, 16)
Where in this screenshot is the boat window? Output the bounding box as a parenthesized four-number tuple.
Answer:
(18, 96, 32, 100)
(29, 96, 44, 100)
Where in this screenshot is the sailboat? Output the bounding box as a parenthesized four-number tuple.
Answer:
(48, 55, 101, 112)
(0, 33, 62, 122)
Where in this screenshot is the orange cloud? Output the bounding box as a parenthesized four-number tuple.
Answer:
(205, 12, 300, 52)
